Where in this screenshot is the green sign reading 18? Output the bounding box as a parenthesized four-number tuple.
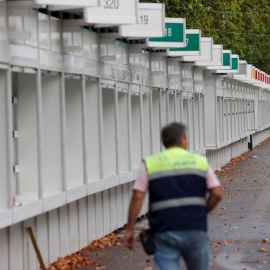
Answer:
(149, 22, 183, 43)
(165, 27, 172, 37)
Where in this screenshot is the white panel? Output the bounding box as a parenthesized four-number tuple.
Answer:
(87, 194, 96, 242)
(0, 2, 9, 63)
(143, 95, 151, 157)
(194, 95, 200, 150)
(85, 80, 101, 180)
(122, 183, 129, 225)
(9, 223, 24, 270)
(0, 228, 9, 270)
(175, 93, 181, 122)
(79, 198, 88, 249)
(37, 213, 49, 267)
(116, 185, 123, 229)
(102, 189, 110, 235)
(160, 91, 167, 127)
(168, 93, 175, 123)
(42, 75, 62, 194)
(102, 88, 116, 177)
(95, 192, 103, 238)
(49, 209, 60, 263)
(0, 70, 8, 209)
(17, 73, 39, 197)
(118, 92, 129, 173)
(84, 0, 138, 25)
(69, 201, 79, 254)
(65, 79, 84, 187)
(38, 13, 50, 50)
(110, 187, 117, 232)
(152, 91, 161, 154)
(59, 205, 70, 257)
(131, 95, 141, 169)
(23, 219, 37, 270)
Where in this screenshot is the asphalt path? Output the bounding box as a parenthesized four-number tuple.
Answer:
(78, 141, 270, 270)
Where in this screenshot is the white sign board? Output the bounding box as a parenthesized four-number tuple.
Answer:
(34, 0, 100, 7)
(233, 60, 248, 78)
(146, 18, 186, 48)
(84, 0, 139, 25)
(206, 46, 227, 70)
(183, 37, 213, 63)
(118, 3, 165, 38)
(166, 29, 201, 56)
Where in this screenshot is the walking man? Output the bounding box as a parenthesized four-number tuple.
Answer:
(124, 122, 222, 270)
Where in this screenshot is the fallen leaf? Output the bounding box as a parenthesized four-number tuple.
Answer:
(261, 238, 270, 244)
(49, 254, 100, 270)
(259, 248, 267, 252)
(223, 239, 229, 245)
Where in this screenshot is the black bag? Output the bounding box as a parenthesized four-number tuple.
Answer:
(139, 229, 156, 255)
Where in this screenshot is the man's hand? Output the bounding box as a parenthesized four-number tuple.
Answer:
(124, 230, 134, 249)
(124, 190, 145, 249)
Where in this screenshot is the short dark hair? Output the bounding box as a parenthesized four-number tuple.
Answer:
(161, 122, 187, 148)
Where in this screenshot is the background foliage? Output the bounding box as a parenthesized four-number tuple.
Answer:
(140, 0, 270, 73)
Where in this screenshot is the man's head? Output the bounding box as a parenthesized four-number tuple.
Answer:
(161, 122, 187, 149)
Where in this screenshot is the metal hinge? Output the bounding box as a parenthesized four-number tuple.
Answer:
(13, 130, 19, 138)
(13, 165, 20, 174)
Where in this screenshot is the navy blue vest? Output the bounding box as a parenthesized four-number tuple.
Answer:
(144, 148, 208, 233)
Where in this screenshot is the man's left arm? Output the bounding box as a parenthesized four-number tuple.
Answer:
(124, 190, 146, 249)
(124, 163, 149, 249)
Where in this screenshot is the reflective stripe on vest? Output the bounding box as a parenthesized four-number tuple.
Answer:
(150, 197, 206, 212)
(148, 168, 207, 181)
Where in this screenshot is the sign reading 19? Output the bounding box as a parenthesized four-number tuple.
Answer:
(104, 0, 119, 9)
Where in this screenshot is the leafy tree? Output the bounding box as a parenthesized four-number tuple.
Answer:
(140, 0, 270, 73)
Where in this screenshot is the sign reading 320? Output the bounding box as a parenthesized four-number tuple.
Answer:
(84, 0, 138, 25)
(103, 0, 119, 9)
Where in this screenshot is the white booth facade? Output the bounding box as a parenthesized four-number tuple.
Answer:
(1, 1, 270, 269)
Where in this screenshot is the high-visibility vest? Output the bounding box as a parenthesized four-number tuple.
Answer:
(144, 147, 208, 233)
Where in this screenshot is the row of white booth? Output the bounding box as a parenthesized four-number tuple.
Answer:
(1, 0, 270, 269)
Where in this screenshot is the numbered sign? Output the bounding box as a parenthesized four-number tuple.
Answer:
(146, 18, 186, 48)
(182, 37, 213, 63)
(34, 0, 100, 7)
(233, 60, 248, 78)
(118, 3, 165, 38)
(216, 53, 239, 73)
(84, 0, 139, 25)
(207, 49, 231, 70)
(231, 55, 239, 70)
(167, 29, 201, 56)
